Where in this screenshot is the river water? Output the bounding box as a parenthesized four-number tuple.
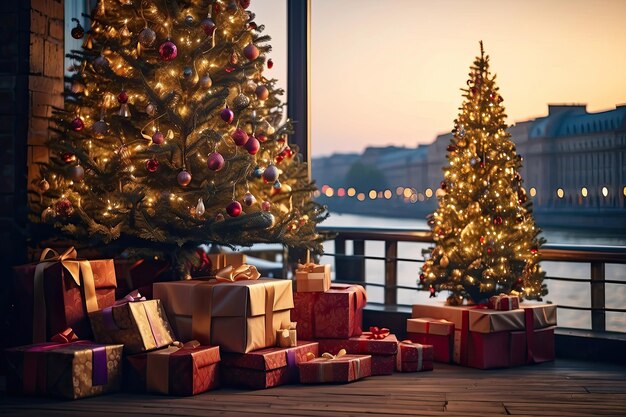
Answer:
(318, 212, 626, 332)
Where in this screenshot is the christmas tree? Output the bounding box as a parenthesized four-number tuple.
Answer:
(31, 0, 327, 272)
(420, 42, 546, 305)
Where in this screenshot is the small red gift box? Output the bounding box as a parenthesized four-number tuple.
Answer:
(220, 341, 318, 389)
(299, 354, 371, 384)
(317, 331, 398, 375)
(406, 317, 454, 363)
(292, 284, 366, 339)
(126, 342, 220, 396)
(396, 341, 434, 372)
(11, 247, 117, 345)
(489, 293, 520, 311)
(114, 258, 174, 300)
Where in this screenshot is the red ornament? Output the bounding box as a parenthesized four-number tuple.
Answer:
(177, 170, 192, 187)
(531, 247, 538, 254)
(62, 152, 76, 164)
(446, 145, 456, 152)
(152, 131, 164, 145)
(267, 58, 274, 69)
(226, 200, 242, 217)
(470, 86, 478, 95)
(231, 128, 249, 146)
(117, 91, 129, 104)
(244, 136, 260, 155)
(55, 197, 74, 217)
(201, 18, 216, 36)
(493, 216, 503, 225)
(255, 85, 269, 100)
(487, 248, 492, 254)
(419, 273, 425, 282)
(440, 181, 446, 190)
(159, 41, 178, 61)
(70, 117, 84, 131)
(243, 43, 259, 61)
(224, 65, 236, 73)
(70, 19, 84, 39)
(261, 200, 271, 212)
(207, 151, 225, 171)
(146, 158, 159, 172)
(239, 0, 251, 8)
(256, 133, 268, 143)
(212, 2, 220, 14)
(480, 236, 485, 244)
(220, 108, 234, 124)
(429, 285, 436, 298)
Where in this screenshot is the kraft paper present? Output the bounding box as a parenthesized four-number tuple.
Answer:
(89, 299, 174, 354)
(126, 343, 220, 395)
(153, 278, 293, 353)
(295, 263, 331, 292)
(396, 341, 434, 372)
(299, 354, 371, 384)
(5, 341, 123, 400)
(12, 247, 117, 345)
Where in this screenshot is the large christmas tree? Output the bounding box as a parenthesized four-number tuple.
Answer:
(31, 0, 326, 272)
(420, 42, 546, 305)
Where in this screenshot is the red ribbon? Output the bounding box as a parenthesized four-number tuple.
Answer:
(524, 308, 535, 363)
(368, 326, 390, 340)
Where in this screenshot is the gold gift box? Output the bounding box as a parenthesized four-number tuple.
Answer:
(295, 264, 331, 292)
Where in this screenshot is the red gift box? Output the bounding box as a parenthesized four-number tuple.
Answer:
(126, 342, 220, 395)
(11, 247, 117, 345)
(299, 354, 371, 384)
(114, 258, 174, 300)
(406, 318, 454, 363)
(220, 341, 318, 389)
(489, 293, 520, 311)
(317, 332, 398, 375)
(396, 341, 434, 372)
(292, 284, 366, 339)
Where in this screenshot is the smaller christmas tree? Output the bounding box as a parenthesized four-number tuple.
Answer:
(420, 42, 546, 305)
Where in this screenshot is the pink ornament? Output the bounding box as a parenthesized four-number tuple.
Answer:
(152, 131, 165, 145)
(159, 41, 178, 61)
(70, 117, 84, 131)
(226, 200, 242, 217)
(201, 18, 216, 36)
(261, 200, 271, 212)
(231, 128, 249, 146)
(243, 43, 259, 60)
(255, 85, 269, 100)
(146, 158, 159, 172)
(207, 151, 225, 171)
(243, 192, 256, 206)
(244, 136, 260, 155)
(177, 170, 192, 187)
(220, 107, 234, 124)
(262, 164, 279, 183)
(240, 0, 251, 9)
(55, 197, 74, 217)
(256, 134, 268, 143)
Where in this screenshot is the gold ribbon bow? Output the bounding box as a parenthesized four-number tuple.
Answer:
(306, 348, 347, 361)
(171, 340, 201, 349)
(215, 264, 260, 282)
(33, 247, 98, 342)
(296, 262, 318, 273)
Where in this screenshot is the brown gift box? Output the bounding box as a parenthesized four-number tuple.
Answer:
(295, 263, 331, 292)
(89, 299, 175, 354)
(153, 278, 294, 353)
(5, 341, 123, 400)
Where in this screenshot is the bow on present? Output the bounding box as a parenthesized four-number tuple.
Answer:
(306, 348, 347, 361)
(171, 340, 201, 349)
(368, 326, 390, 340)
(33, 247, 98, 342)
(50, 327, 79, 344)
(277, 322, 297, 348)
(296, 262, 318, 273)
(115, 289, 146, 305)
(214, 264, 260, 282)
(489, 293, 520, 311)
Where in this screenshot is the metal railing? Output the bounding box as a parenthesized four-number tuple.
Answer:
(317, 226, 626, 332)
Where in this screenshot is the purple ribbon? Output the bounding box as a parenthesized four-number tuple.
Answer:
(286, 348, 298, 382)
(91, 345, 108, 386)
(102, 290, 146, 331)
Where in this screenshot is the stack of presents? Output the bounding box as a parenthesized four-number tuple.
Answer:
(5, 247, 554, 400)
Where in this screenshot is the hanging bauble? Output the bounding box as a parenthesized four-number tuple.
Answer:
(243, 43, 259, 61)
(138, 27, 156, 47)
(252, 166, 263, 178)
(41, 207, 56, 222)
(240, 0, 251, 8)
(185, 15, 194, 24)
(446, 145, 456, 152)
(231, 128, 249, 146)
(531, 247, 538, 255)
(489, 91, 497, 101)
(146, 158, 159, 172)
(220, 107, 234, 124)
(146, 103, 157, 116)
(244, 80, 257, 94)
(62, 152, 75, 164)
(118, 90, 130, 117)
(493, 216, 503, 225)
(196, 198, 206, 216)
(244, 136, 260, 155)
(93, 55, 109, 72)
(261, 200, 271, 212)
(267, 58, 273, 69)
(70, 80, 84, 94)
(70, 18, 84, 39)
(183, 67, 193, 78)
(70, 117, 84, 131)
(262, 164, 279, 183)
(226, 200, 242, 217)
(38, 179, 50, 193)
(151, 131, 165, 145)
(255, 85, 269, 100)
(440, 181, 447, 190)
(207, 151, 225, 171)
(232, 93, 250, 110)
(69, 165, 85, 182)
(256, 134, 267, 143)
(55, 197, 74, 217)
(201, 18, 216, 35)
(159, 41, 178, 61)
(92, 119, 108, 138)
(419, 273, 425, 283)
(177, 170, 192, 187)
(199, 74, 212, 88)
(243, 191, 256, 206)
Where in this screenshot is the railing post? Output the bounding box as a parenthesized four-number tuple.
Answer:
(384, 240, 398, 305)
(590, 261, 606, 331)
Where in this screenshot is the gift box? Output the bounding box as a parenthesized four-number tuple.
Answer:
(299, 353, 371, 384)
(489, 293, 520, 311)
(292, 284, 366, 340)
(523, 304, 557, 363)
(114, 258, 174, 300)
(295, 263, 331, 292)
(406, 318, 454, 363)
(11, 247, 117, 345)
(277, 323, 297, 348)
(396, 340, 434, 372)
(153, 277, 293, 353)
(5, 340, 123, 399)
(317, 331, 398, 375)
(125, 342, 220, 395)
(89, 297, 175, 354)
(220, 341, 318, 389)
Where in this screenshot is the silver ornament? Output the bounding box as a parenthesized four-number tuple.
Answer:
(138, 27, 156, 47)
(146, 103, 157, 116)
(69, 165, 85, 182)
(243, 192, 256, 206)
(243, 80, 256, 94)
(196, 198, 206, 216)
(233, 93, 250, 110)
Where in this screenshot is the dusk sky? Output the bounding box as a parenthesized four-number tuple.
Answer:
(255, 0, 626, 157)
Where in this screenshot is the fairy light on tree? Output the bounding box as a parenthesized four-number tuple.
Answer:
(32, 0, 327, 275)
(419, 42, 546, 305)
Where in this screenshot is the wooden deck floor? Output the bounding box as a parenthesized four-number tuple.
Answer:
(2, 359, 626, 417)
